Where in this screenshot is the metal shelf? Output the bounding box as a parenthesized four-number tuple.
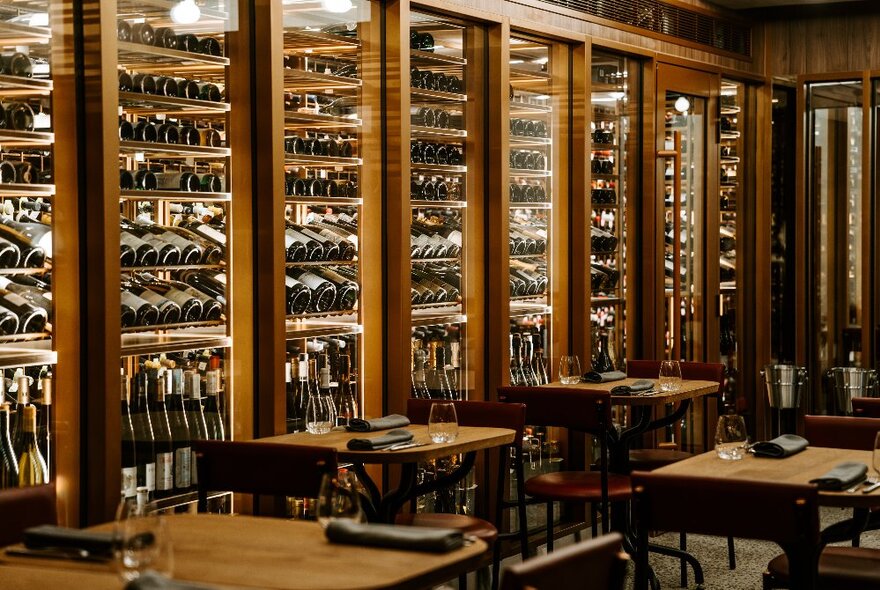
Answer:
(0, 129, 54, 146)
(411, 163, 466, 174)
(509, 302, 551, 318)
(286, 260, 358, 267)
(509, 168, 552, 178)
(410, 49, 466, 66)
(286, 196, 362, 206)
(510, 202, 551, 209)
(284, 69, 362, 91)
(411, 311, 466, 328)
(509, 67, 551, 82)
(411, 199, 466, 208)
(285, 110, 362, 130)
(120, 327, 230, 356)
(286, 309, 358, 321)
(509, 135, 551, 147)
(284, 29, 361, 52)
(118, 41, 230, 68)
(411, 88, 467, 103)
(0, 74, 52, 95)
(119, 141, 230, 158)
(285, 320, 363, 340)
(118, 91, 230, 115)
(0, 339, 56, 368)
(0, 183, 55, 197)
(509, 101, 552, 115)
(411, 257, 460, 264)
(284, 153, 362, 167)
(411, 125, 467, 140)
(120, 189, 231, 202)
(0, 20, 51, 44)
(121, 264, 226, 273)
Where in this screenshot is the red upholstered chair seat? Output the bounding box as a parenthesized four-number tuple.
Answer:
(524, 471, 632, 502)
(395, 512, 498, 544)
(767, 547, 880, 589)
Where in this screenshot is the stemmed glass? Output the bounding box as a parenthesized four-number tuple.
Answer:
(316, 470, 365, 529)
(558, 355, 581, 385)
(872, 432, 880, 484)
(659, 360, 683, 392)
(428, 402, 459, 443)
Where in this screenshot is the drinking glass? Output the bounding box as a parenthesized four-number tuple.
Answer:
(316, 470, 364, 529)
(659, 360, 683, 392)
(558, 355, 582, 385)
(873, 432, 880, 481)
(714, 414, 749, 461)
(428, 402, 459, 443)
(114, 501, 173, 582)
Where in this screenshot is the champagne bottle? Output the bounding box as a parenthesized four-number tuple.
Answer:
(184, 371, 208, 485)
(35, 376, 50, 474)
(15, 405, 46, 486)
(121, 372, 137, 499)
(0, 403, 18, 488)
(204, 369, 225, 441)
(131, 372, 156, 497)
(148, 373, 173, 499)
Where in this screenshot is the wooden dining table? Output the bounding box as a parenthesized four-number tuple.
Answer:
(0, 514, 489, 590)
(258, 424, 516, 522)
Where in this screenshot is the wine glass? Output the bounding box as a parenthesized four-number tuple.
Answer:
(428, 402, 459, 443)
(114, 500, 173, 582)
(558, 355, 582, 385)
(872, 432, 880, 483)
(316, 470, 365, 529)
(659, 360, 683, 392)
(715, 415, 749, 461)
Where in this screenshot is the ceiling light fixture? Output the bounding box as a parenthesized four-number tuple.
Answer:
(170, 0, 201, 24)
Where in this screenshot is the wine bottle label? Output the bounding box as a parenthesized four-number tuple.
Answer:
(190, 449, 199, 484)
(163, 288, 195, 309)
(157, 452, 174, 490)
(121, 231, 150, 251)
(175, 446, 191, 488)
(284, 233, 295, 250)
(122, 466, 137, 498)
(206, 370, 219, 395)
(294, 272, 329, 291)
(445, 230, 462, 247)
(146, 462, 156, 491)
(3, 292, 28, 308)
(137, 289, 171, 308)
(192, 223, 226, 246)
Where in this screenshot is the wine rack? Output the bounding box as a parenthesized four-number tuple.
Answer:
(116, 0, 236, 507)
(407, 12, 469, 400)
(507, 34, 552, 386)
(719, 80, 741, 405)
(280, 4, 371, 431)
(590, 51, 632, 371)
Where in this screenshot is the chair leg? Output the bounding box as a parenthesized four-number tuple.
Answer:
(679, 532, 688, 588)
(574, 529, 582, 543)
(728, 536, 736, 569)
(491, 542, 501, 590)
(546, 502, 554, 552)
(590, 502, 598, 538)
(459, 573, 467, 590)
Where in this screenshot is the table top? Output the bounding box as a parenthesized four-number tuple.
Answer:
(543, 378, 719, 406)
(259, 424, 516, 464)
(653, 447, 880, 509)
(0, 514, 488, 590)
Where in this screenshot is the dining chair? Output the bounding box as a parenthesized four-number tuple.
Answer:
(193, 440, 337, 516)
(497, 387, 629, 551)
(626, 359, 734, 584)
(402, 398, 527, 590)
(850, 397, 880, 418)
(0, 483, 57, 548)
(498, 532, 628, 590)
(632, 472, 820, 590)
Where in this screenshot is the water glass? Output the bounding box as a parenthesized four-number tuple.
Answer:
(558, 355, 582, 385)
(715, 414, 749, 461)
(872, 432, 880, 481)
(428, 402, 459, 443)
(114, 501, 173, 582)
(317, 470, 364, 529)
(659, 360, 682, 392)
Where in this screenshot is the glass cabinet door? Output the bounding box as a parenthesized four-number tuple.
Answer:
(508, 33, 553, 388)
(590, 50, 640, 371)
(806, 81, 864, 413)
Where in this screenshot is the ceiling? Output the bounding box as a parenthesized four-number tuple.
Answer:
(709, 0, 861, 9)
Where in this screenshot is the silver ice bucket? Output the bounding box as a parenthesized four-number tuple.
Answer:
(761, 364, 808, 410)
(825, 367, 879, 415)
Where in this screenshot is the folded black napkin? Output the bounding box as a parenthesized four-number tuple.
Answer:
(809, 462, 868, 490)
(347, 414, 411, 432)
(126, 571, 218, 590)
(325, 520, 464, 553)
(610, 380, 655, 396)
(23, 525, 115, 558)
(583, 370, 627, 384)
(347, 429, 414, 451)
(750, 434, 809, 458)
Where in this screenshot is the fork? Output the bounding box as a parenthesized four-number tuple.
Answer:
(847, 479, 875, 493)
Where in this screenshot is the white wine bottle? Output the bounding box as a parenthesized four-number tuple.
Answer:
(16, 405, 47, 486)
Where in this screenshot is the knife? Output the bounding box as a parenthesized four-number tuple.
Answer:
(862, 481, 880, 494)
(384, 442, 428, 451)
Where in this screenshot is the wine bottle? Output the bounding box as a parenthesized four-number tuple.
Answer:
(155, 76, 178, 97)
(285, 275, 312, 315)
(134, 169, 158, 191)
(131, 22, 155, 45)
(126, 218, 201, 265)
(134, 120, 158, 142)
(121, 289, 160, 326)
(285, 360, 298, 432)
(121, 372, 137, 499)
(131, 372, 156, 497)
(184, 371, 207, 485)
(0, 287, 47, 333)
(9, 376, 28, 453)
(203, 369, 225, 441)
(333, 355, 358, 426)
(200, 128, 222, 147)
(176, 79, 200, 100)
(120, 231, 158, 267)
(176, 218, 227, 251)
(148, 372, 174, 499)
(124, 280, 182, 325)
(156, 172, 200, 192)
(4, 102, 34, 131)
(197, 83, 222, 103)
(176, 33, 199, 53)
(0, 404, 18, 488)
(33, 375, 50, 477)
(178, 270, 227, 307)
(132, 273, 202, 322)
(521, 333, 540, 386)
(132, 73, 157, 95)
(287, 268, 336, 313)
(198, 37, 222, 57)
(314, 267, 359, 311)
(15, 405, 46, 486)
(0, 215, 50, 267)
(154, 276, 221, 320)
(153, 27, 178, 49)
(156, 122, 180, 144)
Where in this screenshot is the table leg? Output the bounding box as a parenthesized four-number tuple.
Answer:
(378, 462, 418, 523)
(351, 462, 381, 523)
